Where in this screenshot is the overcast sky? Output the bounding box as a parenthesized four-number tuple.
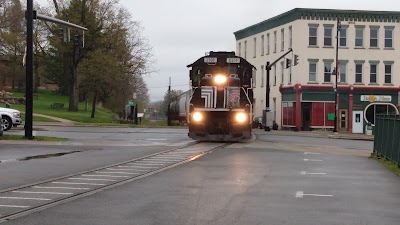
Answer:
(37, 0, 399, 101)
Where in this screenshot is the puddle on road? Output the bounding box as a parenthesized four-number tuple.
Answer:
(0, 151, 82, 164)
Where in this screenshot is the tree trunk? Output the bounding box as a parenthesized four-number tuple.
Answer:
(69, 45, 80, 112)
(91, 94, 96, 118)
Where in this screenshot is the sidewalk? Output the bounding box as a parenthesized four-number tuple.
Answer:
(252, 129, 374, 141)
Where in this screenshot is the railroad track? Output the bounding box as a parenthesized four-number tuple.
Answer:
(0, 142, 228, 222)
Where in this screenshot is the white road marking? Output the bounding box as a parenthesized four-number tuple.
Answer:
(107, 168, 142, 171)
(146, 139, 167, 141)
(68, 178, 117, 182)
(117, 165, 156, 169)
(52, 182, 106, 186)
(142, 159, 181, 162)
(0, 205, 30, 208)
(94, 171, 139, 175)
(12, 191, 73, 195)
(0, 197, 51, 201)
(300, 171, 327, 175)
(33, 186, 90, 190)
(82, 174, 129, 178)
(304, 159, 323, 162)
(304, 152, 321, 155)
(131, 163, 166, 166)
(153, 156, 188, 159)
(296, 191, 333, 198)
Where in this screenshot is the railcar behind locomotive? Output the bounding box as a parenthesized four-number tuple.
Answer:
(184, 51, 255, 141)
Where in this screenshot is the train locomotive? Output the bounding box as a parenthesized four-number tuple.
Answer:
(171, 51, 255, 142)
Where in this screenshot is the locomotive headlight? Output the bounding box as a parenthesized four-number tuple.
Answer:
(192, 112, 203, 122)
(214, 74, 227, 85)
(235, 112, 247, 123)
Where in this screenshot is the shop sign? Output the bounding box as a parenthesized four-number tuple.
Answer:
(361, 95, 392, 103)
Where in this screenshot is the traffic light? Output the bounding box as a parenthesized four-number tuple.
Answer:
(294, 54, 299, 66)
(285, 58, 291, 69)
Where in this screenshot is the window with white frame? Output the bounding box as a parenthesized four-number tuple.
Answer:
(384, 63, 393, 84)
(261, 65, 264, 87)
(252, 69, 256, 87)
(253, 37, 257, 58)
(274, 31, 277, 53)
(355, 63, 363, 83)
(267, 33, 270, 54)
(281, 61, 284, 84)
(324, 61, 332, 83)
(281, 28, 284, 51)
(355, 27, 364, 47)
(289, 26, 292, 49)
(273, 64, 277, 85)
(324, 26, 333, 46)
(238, 42, 241, 57)
(261, 35, 264, 56)
(339, 27, 347, 47)
(244, 41, 247, 59)
(370, 27, 379, 48)
(309, 26, 318, 46)
(370, 63, 378, 83)
(385, 27, 393, 48)
(309, 62, 317, 82)
(339, 62, 347, 83)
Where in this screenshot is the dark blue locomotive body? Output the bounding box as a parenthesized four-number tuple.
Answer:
(185, 51, 255, 141)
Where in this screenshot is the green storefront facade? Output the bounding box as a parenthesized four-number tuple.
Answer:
(280, 84, 400, 132)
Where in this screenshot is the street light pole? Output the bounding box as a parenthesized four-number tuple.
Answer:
(333, 17, 341, 133)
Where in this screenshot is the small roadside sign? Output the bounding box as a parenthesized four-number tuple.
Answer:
(128, 99, 135, 106)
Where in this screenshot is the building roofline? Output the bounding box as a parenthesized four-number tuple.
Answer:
(234, 8, 400, 40)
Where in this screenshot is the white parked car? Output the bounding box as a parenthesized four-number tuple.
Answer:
(0, 107, 22, 131)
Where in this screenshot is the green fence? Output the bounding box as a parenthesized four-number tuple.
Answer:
(374, 114, 400, 166)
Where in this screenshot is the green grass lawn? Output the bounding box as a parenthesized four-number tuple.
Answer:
(20, 113, 59, 122)
(0, 134, 68, 142)
(9, 90, 116, 123)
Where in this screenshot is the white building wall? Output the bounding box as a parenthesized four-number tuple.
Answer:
(236, 12, 400, 127)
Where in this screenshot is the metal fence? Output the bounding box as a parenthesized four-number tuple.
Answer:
(374, 114, 400, 166)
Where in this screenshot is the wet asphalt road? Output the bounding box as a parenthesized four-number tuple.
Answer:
(1, 127, 400, 225)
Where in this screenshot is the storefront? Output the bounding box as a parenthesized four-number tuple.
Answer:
(280, 84, 400, 133)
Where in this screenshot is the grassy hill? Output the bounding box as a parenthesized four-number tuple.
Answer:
(9, 90, 117, 123)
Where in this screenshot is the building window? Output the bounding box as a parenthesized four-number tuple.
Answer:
(261, 65, 264, 87)
(273, 64, 277, 85)
(281, 61, 284, 84)
(309, 62, 317, 82)
(324, 27, 332, 46)
(253, 37, 257, 58)
(238, 42, 241, 57)
(274, 31, 277, 53)
(385, 63, 392, 84)
(339, 27, 347, 47)
(273, 98, 277, 120)
(281, 28, 285, 51)
(385, 28, 393, 48)
(339, 62, 347, 83)
(324, 61, 332, 82)
(267, 34, 270, 55)
(309, 26, 317, 46)
(289, 26, 292, 49)
(370, 27, 379, 48)
(355, 64, 363, 83)
(261, 35, 264, 56)
(370, 64, 377, 83)
(355, 28, 364, 47)
(252, 69, 256, 87)
(244, 41, 247, 59)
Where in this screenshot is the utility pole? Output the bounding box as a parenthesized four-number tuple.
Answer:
(167, 77, 171, 126)
(24, 3, 87, 139)
(334, 17, 341, 133)
(25, 0, 34, 139)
